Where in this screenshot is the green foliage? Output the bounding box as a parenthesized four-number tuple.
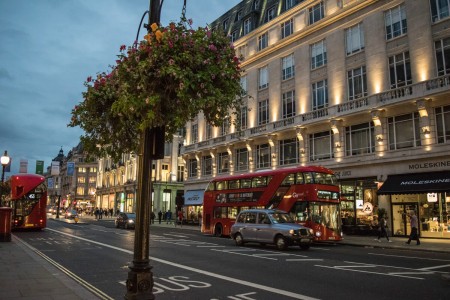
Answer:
(69, 18, 243, 162)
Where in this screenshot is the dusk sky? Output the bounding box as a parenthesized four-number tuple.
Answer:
(0, 0, 241, 176)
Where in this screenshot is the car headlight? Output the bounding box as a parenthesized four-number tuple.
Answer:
(315, 231, 322, 237)
(289, 229, 298, 235)
(128, 220, 135, 224)
(309, 228, 314, 235)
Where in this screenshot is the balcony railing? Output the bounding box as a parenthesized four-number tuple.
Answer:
(181, 76, 450, 155)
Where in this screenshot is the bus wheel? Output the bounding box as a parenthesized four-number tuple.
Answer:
(300, 244, 310, 250)
(275, 235, 287, 250)
(214, 224, 223, 237)
(234, 233, 244, 246)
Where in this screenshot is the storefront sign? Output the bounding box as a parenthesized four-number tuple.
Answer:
(215, 191, 262, 203)
(361, 202, 373, 215)
(408, 160, 450, 170)
(185, 190, 204, 205)
(427, 193, 438, 202)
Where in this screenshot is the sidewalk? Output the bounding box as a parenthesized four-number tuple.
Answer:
(1, 218, 448, 300)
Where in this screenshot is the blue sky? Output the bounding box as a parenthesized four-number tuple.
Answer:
(0, 0, 241, 175)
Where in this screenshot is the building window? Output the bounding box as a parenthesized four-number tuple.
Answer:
(279, 138, 299, 165)
(222, 18, 229, 31)
(77, 176, 86, 184)
(435, 105, 450, 143)
(205, 122, 212, 140)
(240, 106, 248, 130)
(258, 99, 269, 125)
(190, 123, 198, 143)
(218, 152, 229, 174)
(347, 66, 367, 100)
(285, 0, 298, 11)
(202, 155, 212, 176)
(282, 54, 295, 80)
(240, 75, 247, 96)
(221, 117, 230, 136)
(256, 144, 271, 169)
(281, 19, 293, 39)
(282, 90, 296, 119)
(389, 52, 412, 89)
(259, 65, 268, 89)
(235, 148, 249, 171)
(385, 4, 407, 40)
(231, 30, 238, 43)
(243, 18, 252, 35)
(312, 79, 328, 110)
(435, 37, 450, 76)
(188, 159, 197, 178)
(265, 5, 276, 23)
(345, 122, 375, 156)
(346, 23, 365, 55)
(258, 32, 268, 51)
(177, 165, 184, 182)
(309, 131, 333, 161)
(431, 0, 450, 22)
(253, 0, 260, 10)
(388, 112, 421, 150)
(309, 2, 324, 25)
(236, 10, 242, 21)
(311, 40, 327, 69)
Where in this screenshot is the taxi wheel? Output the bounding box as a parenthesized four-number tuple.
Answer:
(234, 233, 245, 246)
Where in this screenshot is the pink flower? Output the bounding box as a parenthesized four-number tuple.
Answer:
(120, 45, 126, 51)
(169, 59, 175, 65)
(209, 44, 217, 51)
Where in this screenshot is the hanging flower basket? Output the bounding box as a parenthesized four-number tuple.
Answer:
(69, 18, 243, 161)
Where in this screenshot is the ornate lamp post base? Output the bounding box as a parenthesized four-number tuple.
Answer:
(125, 262, 154, 300)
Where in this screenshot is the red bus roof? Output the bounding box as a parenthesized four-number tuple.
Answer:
(10, 174, 46, 200)
(209, 165, 335, 182)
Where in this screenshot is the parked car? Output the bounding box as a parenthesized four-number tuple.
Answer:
(115, 213, 136, 229)
(230, 209, 314, 250)
(64, 209, 79, 220)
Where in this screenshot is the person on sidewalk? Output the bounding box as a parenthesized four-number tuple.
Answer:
(406, 211, 420, 245)
(158, 210, 162, 224)
(375, 214, 391, 242)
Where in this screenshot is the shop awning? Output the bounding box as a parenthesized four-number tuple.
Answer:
(184, 190, 205, 205)
(377, 171, 450, 195)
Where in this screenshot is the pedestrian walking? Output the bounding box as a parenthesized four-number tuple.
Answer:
(375, 214, 391, 242)
(177, 210, 183, 228)
(406, 211, 420, 245)
(158, 210, 162, 224)
(150, 211, 155, 224)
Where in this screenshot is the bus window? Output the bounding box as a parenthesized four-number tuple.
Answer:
(281, 173, 295, 186)
(313, 172, 325, 184)
(290, 201, 309, 222)
(252, 176, 266, 187)
(304, 172, 313, 183)
(206, 181, 215, 191)
(228, 180, 240, 189)
(229, 207, 239, 219)
(296, 173, 305, 184)
(216, 181, 228, 190)
(214, 207, 227, 218)
(241, 179, 251, 188)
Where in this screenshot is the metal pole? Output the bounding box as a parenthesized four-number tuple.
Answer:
(125, 2, 160, 298)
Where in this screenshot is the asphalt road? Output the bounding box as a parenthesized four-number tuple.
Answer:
(13, 218, 450, 300)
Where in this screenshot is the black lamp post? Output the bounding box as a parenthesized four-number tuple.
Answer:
(125, 1, 163, 299)
(0, 150, 11, 206)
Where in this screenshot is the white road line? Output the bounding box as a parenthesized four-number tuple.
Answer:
(369, 253, 450, 262)
(315, 265, 425, 280)
(46, 228, 320, 300)
(286, 259, 324, 262)
(418, 264, 450, 271)
(210, 248, 278, 260)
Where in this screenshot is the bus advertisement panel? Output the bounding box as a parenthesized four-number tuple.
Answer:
(202, 165, 341, 242)
(8, 174, 47, 230)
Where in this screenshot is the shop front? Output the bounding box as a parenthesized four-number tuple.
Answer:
(183, 189, 204, 225)
(378, 171, 450, 239)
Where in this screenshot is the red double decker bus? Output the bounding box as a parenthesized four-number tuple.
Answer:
(8, 174, 47, 230)
(202, 165, 342, 242)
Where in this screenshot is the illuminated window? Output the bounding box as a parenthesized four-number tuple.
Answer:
(435, 37, 450, 76)
(309, 131, 333, 161)
(190, 123, 198, 143)
(239, 106, 248, 130)
(218, 152, 229, 174)
(240, 75, 247, 96)
(202, 155, 213, 176)
(188, 159, 197, 178)
(235, 148, 249, 171)
(258, 66, 268, 89)
(256, 144, 271, 169)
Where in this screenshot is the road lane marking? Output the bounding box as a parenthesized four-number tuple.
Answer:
(418, 264, 450, 272)
(369, 253, 450, 262)
(315, 264, 425, 280)
(46, 228, 320, 300)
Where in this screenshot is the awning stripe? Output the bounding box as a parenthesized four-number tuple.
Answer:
(377, 171, 450, 195)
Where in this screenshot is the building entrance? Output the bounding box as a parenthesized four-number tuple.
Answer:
(392, 203, 418, 237)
